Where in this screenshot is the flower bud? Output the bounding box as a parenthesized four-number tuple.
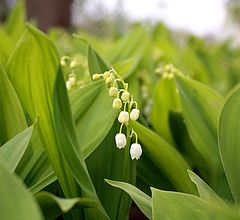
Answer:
(68, 76, 76, 85)
(115, 133, 126, 149)
(130, 108, 140, 121)
(70, 60, 78, 69)
(92, 74, 100, 80)
(109, 87, 118, 97)
(105, 76, 113, 84)
(121, 91, 130, 102)
(66, 81, 72, 90)
(130, 143, 142, 160)
(60, 59, 66, 67)
(118, 111, 129, 124)
(113, 98, 122, 109)
(103, 71, 110, 79)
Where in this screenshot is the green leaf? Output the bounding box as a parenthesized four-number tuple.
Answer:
(151, 78, 180, 144)
(106, 179, 152, 219)
(30, 171, 56, 194)
(0, 159, 43, 220)
(0, 30, 14, 65)
(88, 46, 109, 77)
(219, 86, 240, 203)
(0, 126, 33, 172)
(5, 0, 25, 40)
(106, 26, 149, 63)
(151, 188, 239, 220)
(6, 25, 107, 218)
(70, 81, 117, 159)
(112, 58, 140, 79)
(0, 65, 54, 193)
(175, 74, 224, 168)
(35, 191, 97, 220)
(16, 128, 55, 193)
(0, 65, 27, 145)
(131, 121, 196, 194)
(187, 170, 225, 205)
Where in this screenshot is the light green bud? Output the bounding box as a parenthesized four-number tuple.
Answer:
(112, 98, 122, 110)
(121, 91, 130, 102)
(92, 73, 100, 80)
(109, 87, 118, 97)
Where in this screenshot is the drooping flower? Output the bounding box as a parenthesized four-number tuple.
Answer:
(130, 143, 142, 160)
(113, 98, 122, 109)
(118, 111, 129, 124)
(115, 133, 127, 149)
(121, 91, 130, 102)
(130, 108, 140, 121)
(109, 87, 118, 97)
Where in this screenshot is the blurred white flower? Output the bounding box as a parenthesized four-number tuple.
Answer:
(130, 108, 140, 121)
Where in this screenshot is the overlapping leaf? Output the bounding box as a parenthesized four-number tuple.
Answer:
(219, 86, 240, 202)
(0, 159, 43, 220)
(6, 25, 107, 218)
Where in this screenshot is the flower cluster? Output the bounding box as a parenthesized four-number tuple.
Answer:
(155, 63, 177, 79)
(60, 56, 84, 90)
(92, 68, 142, 160)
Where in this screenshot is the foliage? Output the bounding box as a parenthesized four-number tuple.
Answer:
(1, 2, 240, 220)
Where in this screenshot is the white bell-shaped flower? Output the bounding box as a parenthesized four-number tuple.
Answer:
(118, 111, 129, 124)
(130, 108, 140, 121)
(130, 143, 142, 160)
(115, 133, 126, 149)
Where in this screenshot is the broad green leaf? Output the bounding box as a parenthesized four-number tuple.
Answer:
(137, 152, 174, 195)
(88, 46, 109, 76)
(0, 65, 27, 145)
(0, 126, 33, 172)
(0, 159, 43, 220)
(219, 86, 240, 203)
(151, 78, 180, 144)
(70, 81, 117, 159)
(175, 74, 223, 168)
(86, 122, 135, 220)
(0, 65, 54, 193)
(187, 170, 225, 205)
(0, 29, 14, 64)
(5, 0, 25, 40)
(35, 191, 97, 220)
(16, 127, 55, 193)
(106, 26, 148, 63)
(132, 121, 196, 194)
(106, 179, 152, 219)
(30, 171, 56, 194)
(6, 25, 107, 218)
(112, 58, 140, 79)
(151, 188, 239, 220)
